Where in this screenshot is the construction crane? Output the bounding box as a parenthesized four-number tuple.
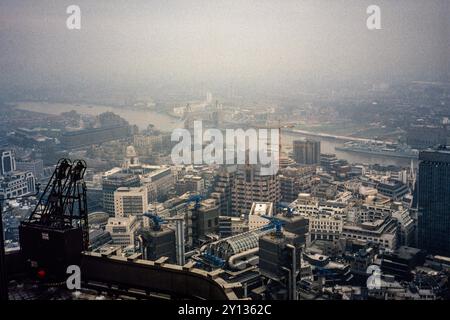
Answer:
(276, 203, 294, 217)
(261, 215, 285, 237)
(186, 194, 203, 209)
(143, 212, 167, 231)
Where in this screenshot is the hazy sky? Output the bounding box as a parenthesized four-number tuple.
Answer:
(0, 0, 449, 95)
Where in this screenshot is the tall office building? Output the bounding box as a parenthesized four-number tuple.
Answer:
(211, 165, 236, 216)
(231, 164, 280, 215)
(293, 140, 320, 165)
(417, 147, 450, 256)
(0, 150, 16, 176)
(114, 186, 148, 218)
(102, 172, 141, 216)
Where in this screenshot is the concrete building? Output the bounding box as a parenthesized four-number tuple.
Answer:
(0, 149, 16, 176)
(176, 175, 204, 195)
(102, 172, 141, 216)
(320, 153, 339, 172)
(105, 215, 141, 248)
(188, 198, 220, 245)
(248, 202, 273, 230)
(342, 217, 398, 250)
(377, 180, 409, 200)
(139, 166, 175, 201)
(114, 186, 148, 218)
(293, 140, 320, 165)
(308, 213, 344, 241)
(138, 226, 176, 263)
(232, 164, 280, 215)
(292, 193, 320, 215)
(392, 208, 416, 247)
(279, 166, 315, 203)
(211, 165, 236, 216)
(0, 171, 35, 199)
(218, 215, 247, 237)
(60, 125, 130, 149)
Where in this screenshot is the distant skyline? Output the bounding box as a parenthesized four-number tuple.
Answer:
(0, 0, 449, 98)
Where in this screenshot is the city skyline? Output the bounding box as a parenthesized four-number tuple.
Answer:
(1, 0, 450, 305)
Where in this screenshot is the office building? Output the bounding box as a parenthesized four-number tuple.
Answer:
(175, 175, 204, 195)
(139, 227, 176, 263)
(218, 215, 247, 237)
(341, 217, 398, 250)
(320, 153, 340, 172)
(0, 171, 35, 199)
(114, 186, 148, 218)
(293, 140, 320, 165)
(279, 166, 315, 203)
(105, 215, 141, 248)
(139, 166, 175, 201)
(232, 164, 280, 215)
(60, 125, 130, 149)
(377, 180, 409, 200)
(102, 172, 141, 216)
(211, 165, 236, 216)
(0, 150, 16, 176)
(188, 198, 220, 245)
(417, 147, 450, 256)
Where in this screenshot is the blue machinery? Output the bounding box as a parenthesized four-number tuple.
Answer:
(200, 215, 287, 269)
(261, 215, 285, 237)
(202, 251, 226, 268)
(142, 194, 204, 266)
(143, 212, 167, 231)
(276, 203, 294, 217)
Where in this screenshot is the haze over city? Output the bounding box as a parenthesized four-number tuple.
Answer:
(1, 0, 450, 305)
(0, 0, 449, 99)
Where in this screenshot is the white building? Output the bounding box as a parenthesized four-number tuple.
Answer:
(292, 193, 319, 215)
(105, 216, 141, 248)
(0, 171, 36, 199)
(308, 213, 344, 241)
(342, 217, 398, 250)
(114, 186, 148, 218)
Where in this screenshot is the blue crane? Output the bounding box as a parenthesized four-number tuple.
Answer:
(143, 212, 167, 231)
(261, 215, 285, 237)
(186, 194, 203, 210)
(277, 203, 294, 217)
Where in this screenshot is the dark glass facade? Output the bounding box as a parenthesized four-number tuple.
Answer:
(417, 147, 450, 256)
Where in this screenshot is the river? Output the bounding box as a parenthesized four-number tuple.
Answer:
(282, 132, 417, 168)
(15, 101, 183, 132)
(16, 101, 416, 167)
